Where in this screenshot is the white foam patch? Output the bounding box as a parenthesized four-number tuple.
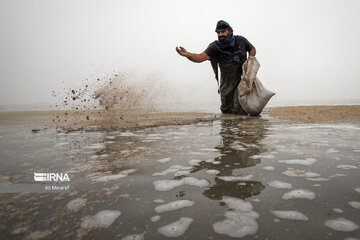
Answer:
(261, 154, 275, 159)
(355, 187, 360, 194)
(154, 199, 165, 203)
(271, 210, 308, 221)
(105, 136, 116, 139)
(213, 196, 259, 238)
(326, 148, 340, 153)
(206, 169, 220, 174)
(249, 155, 261, 159)
(157, 157, 171, 163)
(263, 166, 275, 171)
(200, 148, 218, 152)
(282, 189, 315, 200)
(55, 142, 69, 147)
(66, 198, 85, 211)
(152, 165, 191, 176)
(304, 171, 321, 178)
(224, 210, 259, 219)
(268, 181, 292, 189)
(188, 152, 205, 155)
(93, 169, 137, 182)
(155, 200, 195, 213)
(174, 170, 191, 177)
(212, 161, 221, 165)
(119, 132, 138, 137)
(205, 159, 215, 163)
(222, 197, 253, 212)
(278, 158, 317, 166)
(85, 143, 106, 149)
(230, 144, 246, 151)
(218, 175, 253, 182)
(213, 216, 258, 238)
(282, 168, 322, 180)
(11, 227, 28, 235)
(353, 150, 360, 153)
(333, 208, 344, 213)
(157, 217, 193, 237)
(151, 215, 161, 222)
(324, 218, 359, 232)
(348, 201, 360, 209)
(188, 159, 202, 166)
(153, 177, 209, 191)
(81, 210, 121, 229)
(336, 165, 358, 170)
(121, 234, 144, 240)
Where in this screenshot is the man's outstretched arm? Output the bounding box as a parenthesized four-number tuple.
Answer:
(176, 46, 210, 63)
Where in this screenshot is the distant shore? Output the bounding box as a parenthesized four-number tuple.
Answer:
(0, 105, 359, 132)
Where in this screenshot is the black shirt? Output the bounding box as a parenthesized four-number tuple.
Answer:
(205, 35, 253, 61)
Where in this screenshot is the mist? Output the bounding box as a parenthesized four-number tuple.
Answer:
(1, 0, 360, 109)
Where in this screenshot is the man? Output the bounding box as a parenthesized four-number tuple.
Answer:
(176, 20, 256, 114)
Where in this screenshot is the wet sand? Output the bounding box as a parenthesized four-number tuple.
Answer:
(0, 105, 359, 133)
(265, 105, 360, 124)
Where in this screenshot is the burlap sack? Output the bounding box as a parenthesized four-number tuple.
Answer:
(238, 59, 275, 116)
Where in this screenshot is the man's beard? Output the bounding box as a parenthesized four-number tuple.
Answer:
(218, 36, 226, 42)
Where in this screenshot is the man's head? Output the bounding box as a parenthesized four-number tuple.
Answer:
(215, 20, 233, 42)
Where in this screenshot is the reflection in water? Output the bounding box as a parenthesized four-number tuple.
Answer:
(199, 118, 268, 200)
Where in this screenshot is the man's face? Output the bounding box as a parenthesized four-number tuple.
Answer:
(217, 29, 231, 42)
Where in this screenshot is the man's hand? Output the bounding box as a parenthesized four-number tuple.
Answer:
(248, 46, 256, 60)
(176, 46, 188, 57)
(175, 46, 210, 63)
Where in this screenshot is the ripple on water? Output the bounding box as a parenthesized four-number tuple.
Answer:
(282, 189, 315, 200)
(157, 217, 193, 237)
(324, 218, 359, 232)
(271, 210, 309, 221)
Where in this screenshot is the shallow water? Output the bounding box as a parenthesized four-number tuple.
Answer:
(0, 117, 359, 239)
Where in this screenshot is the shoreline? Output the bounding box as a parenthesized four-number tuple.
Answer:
(0, 105, 359, 132)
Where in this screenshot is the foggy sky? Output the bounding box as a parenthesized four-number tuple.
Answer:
(1, 0, 360, 107)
